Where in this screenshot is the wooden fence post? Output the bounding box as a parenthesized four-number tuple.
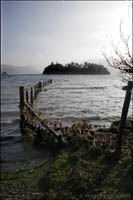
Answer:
(19, 79, 54, 136)
(34, 85, 37, 99)
(39, 81, 43, 90)
(20, 86, 24, 111)
(36, 83, 39, 94)
(116, 81, 133, 154)
(19, 86, 25, 131)
(38, 82, 41, 90)
(26, 89, 29, 103)
(31, 87, 33, 104)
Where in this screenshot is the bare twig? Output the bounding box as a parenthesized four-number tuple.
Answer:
(103, 20, 133, 81)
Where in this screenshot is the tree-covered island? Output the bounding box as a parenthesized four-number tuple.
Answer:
(43, 62, 110, 75)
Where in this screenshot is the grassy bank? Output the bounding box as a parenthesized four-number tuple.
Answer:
(1, 119, 133, 200)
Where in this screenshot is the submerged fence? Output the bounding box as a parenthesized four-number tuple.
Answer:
(19, 79, 60, 138)
(19, 79, 133, 154)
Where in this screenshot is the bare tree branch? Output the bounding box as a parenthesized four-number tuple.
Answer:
(103, 20, 133, 81)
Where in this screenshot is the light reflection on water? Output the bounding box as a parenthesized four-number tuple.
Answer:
(1, 74, 132, 172)
(35, 75, 131, 127)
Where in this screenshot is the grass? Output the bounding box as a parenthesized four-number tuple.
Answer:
(1, 145, 132, 200)
(1, 118, 133, 200)
(38, 145, 132, 200)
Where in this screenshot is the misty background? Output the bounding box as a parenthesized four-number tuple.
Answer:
(1, 1, 132, 74)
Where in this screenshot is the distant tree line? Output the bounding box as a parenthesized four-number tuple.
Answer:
(43, 61, 110, 75)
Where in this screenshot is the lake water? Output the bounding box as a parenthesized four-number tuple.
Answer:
(1, 74, 133, 172)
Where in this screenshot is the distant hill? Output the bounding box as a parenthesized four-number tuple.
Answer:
(43, 62, 110, 75)
(1, 64, 40, 74)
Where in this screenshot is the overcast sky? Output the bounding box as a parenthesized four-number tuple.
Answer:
(1, 1, 132, 72)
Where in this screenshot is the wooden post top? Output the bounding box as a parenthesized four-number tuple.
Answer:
(128, 81, 133, 89)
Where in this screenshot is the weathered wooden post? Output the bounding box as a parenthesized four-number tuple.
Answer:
(37, 82, 41, 92)
(19, 86, 25, 133)
(26, 89, 29, 103)
(38, 81, 43, 90)
(116, 81, 133, 154)
(36, 83, 39, 94)
(34, 85, 37, 99)
(20, 86, 24, 113)
(30, 87, 34, 105)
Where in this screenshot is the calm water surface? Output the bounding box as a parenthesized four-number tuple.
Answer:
(1, 74, 132, 172)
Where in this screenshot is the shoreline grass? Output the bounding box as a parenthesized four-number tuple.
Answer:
(1, 118, 133, 200)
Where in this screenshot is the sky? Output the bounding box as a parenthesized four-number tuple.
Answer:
(1, 0, 132, 72)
